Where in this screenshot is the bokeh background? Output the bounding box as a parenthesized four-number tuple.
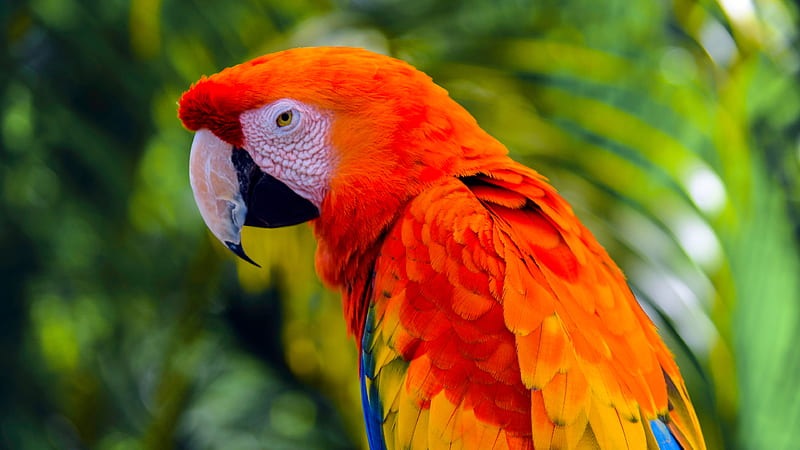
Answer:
(2, 0, 799, 449)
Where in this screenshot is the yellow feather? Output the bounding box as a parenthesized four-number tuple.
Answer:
(410, 408, 430, 450)
(564, 408, 590, 449)
(549, 425, 569, 449)
(396, 384, 427, 450)
(575, 426, 602, 450)
(383, 414, 398, 450)
(377, 358, 408, 421)
(374, 342, 400, 374)
(617, 411, 648, 450)
(542, 369, 590, 429)
(587, 397, 628, 450)
(428, 392, 459, 450)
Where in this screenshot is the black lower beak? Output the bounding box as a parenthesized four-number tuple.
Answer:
(229, 147, 320, 265)
(224, 241, 261, 267)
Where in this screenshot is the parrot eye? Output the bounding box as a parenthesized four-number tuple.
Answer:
(276, 110, 293, 127)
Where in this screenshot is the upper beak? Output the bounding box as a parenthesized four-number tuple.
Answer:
(189, 129, 320, 266)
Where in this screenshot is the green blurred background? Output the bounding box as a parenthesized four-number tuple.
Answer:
(2, 0, 799, 449)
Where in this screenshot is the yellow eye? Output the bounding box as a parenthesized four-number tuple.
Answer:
(276, 110, 293, 127)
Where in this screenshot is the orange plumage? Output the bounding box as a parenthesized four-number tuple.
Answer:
(179, 47, 706, 449)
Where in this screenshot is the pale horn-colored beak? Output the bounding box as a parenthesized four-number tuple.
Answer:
(189, 129, 258, 266)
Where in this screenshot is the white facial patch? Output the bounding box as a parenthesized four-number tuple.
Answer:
(239, 99, 334, 208)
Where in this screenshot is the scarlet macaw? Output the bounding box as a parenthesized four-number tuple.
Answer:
(179, 47, 705, 450)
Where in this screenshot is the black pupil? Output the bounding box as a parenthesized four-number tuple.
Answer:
(280, 112, 290, 122)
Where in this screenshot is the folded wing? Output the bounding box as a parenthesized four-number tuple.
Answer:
(361, 161, 705, 450)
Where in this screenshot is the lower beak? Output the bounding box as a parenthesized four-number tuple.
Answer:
(188, 129, 320, 266)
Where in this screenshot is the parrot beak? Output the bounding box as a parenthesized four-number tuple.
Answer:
(189, 129, 320, 267)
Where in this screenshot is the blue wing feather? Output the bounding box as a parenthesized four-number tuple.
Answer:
(361, 306, 387, 450)
(650, 419, 681, 449)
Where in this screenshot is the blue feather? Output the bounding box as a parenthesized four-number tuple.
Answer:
(650, 419, 681, 449)
(361, 306, 387, 450)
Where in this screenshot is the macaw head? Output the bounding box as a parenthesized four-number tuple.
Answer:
(179, 47, 504, 266)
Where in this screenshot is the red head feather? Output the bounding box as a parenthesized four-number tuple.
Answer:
(180, 47, 441, 147)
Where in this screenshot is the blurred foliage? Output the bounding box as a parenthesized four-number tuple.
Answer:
(1, 0, 799, 449)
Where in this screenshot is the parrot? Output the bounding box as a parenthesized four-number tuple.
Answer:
(178, 47, 706, 450)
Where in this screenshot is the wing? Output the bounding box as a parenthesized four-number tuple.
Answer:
(360, 162, 705, 450)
